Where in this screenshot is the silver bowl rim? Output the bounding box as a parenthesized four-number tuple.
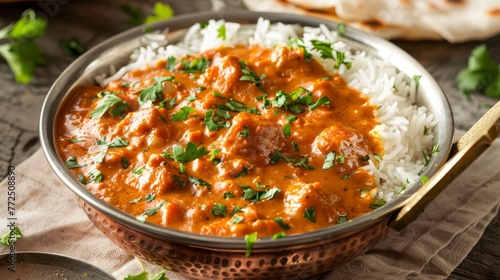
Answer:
(39, 10, 454, 250)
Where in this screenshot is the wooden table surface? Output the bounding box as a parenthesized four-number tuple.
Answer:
(0, 0, 499, 279)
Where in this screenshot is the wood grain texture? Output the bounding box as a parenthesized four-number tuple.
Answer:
(0, 0, 498, 278)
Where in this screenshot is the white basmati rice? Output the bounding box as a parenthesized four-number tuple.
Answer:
(96, 18, 437, 203)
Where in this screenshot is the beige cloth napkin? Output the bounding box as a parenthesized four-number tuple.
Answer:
(1, 131, 499, 280)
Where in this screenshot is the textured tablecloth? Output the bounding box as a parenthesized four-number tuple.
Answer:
(1, 130, 499, 280)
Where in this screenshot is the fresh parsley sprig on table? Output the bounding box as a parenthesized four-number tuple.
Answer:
(457, 44, 500, 99)
(0, 9, 47, 84)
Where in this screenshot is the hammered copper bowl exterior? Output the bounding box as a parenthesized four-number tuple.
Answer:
(79, 198, 389, 279)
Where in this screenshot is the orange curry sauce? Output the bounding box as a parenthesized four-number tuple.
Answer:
(56, 45, 383, 238)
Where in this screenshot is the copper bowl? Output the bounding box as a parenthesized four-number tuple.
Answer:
(40, 11, 499, 279)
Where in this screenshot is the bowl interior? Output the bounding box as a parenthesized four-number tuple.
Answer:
(39, 11, 454, 249)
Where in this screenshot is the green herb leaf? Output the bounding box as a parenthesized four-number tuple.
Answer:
(224, 192, 236, 199)
(65, 156, 84, 169)
(337, 215, 348, 224)
(369, 199, 387, 209)
(230, 215, 243, 224)
(90, 93, 127, 119)
(181, 56, 210, 73)
(145, 193, 156, 203)
(59, 38, 86, 57)
(171, 106, 195, 122)
(0, 227, 22, 246)
(244, 232, 258, 257)
(294, 158, 314, 170)
(273, 217, 291, 230)
(457, 44, 500, 98)
(240, 186, 280, 203)
(121, 157, 129, 169)
(132, 166, 145, 175)
(144, 2, 174, 24)
(217, 24, 226, 40)
(69, 138, 84, 143)
(144, 200, 166, 216)
(283, 123, 291, 137)
(173, 175, 186, 186)
(211, 203, 227, 216)
(239, 60, 267, 93)
(77, 173, 88, 184)
(88, 169, 103, 183)
(309, 96, 331, 110)
(0, 9, 47, 84)
(217, 98, 260, 115)
(188, 176, 211, 189)
(108, 137, 128, 148)
(272, 231, 286, 240)
(139, 76, 175, 107)
(238, 125, 250, 137)
(336, 22, 346, 36)
(123, 270, 167, 280)
(169, 142, 209, 163)
(304, 206, 316, 222)
(235, 165, 249, 178)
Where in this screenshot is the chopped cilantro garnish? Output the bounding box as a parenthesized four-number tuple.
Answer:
(240, 185, 280, 202)
(171, 106, 195, 122)
(457, 44, 500, 98)
(145, 193, 156, 203)
(272, 231, 286, 240)
(77, 173, 88, 185)
(139, 76, 175, 107)
(283, 123, 291, 137)
(132, 166, 145, 175)
(239, 60, 267, 93)
(90, 93, 127, 119)
(173, 175, 186, 186)
(238, 125, 250, 137)
(69, 138, 84, 143)
(121, 157, 129, 169)
(211, 203, 227, 216)
(230, 215, 243, 224)
(216, 98, 260, 114)
(369, 199, 387, 209)
(294, 158, 314, 170)
(273, 217, 291, 230)
(65, 156, 84, 169)
(181, 56, 210, 73)
(157, 97, 176, 109)
(245, 232, 258, 257)
(108, 137, 128, 148)
(217, 24, 226, 40)
(0, 227, 22, 246)
(336, 23, 346, 36)
(212, 90, 225, 98)
(304, 206, 316, 222)
(309, 96, 330, 110)
(235, 165, 249, 178)
(310, 39, 352, 69)
(166, 142, 209, 164)
(88, 169, 103, 183)
(224, 192, 236, 199)
(188, 176, 211, 189)
(144, 2, 174, 24)
(337, 215, 348, 224)
(166, 56, 177, 71)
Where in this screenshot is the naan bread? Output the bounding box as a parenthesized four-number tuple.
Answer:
(243, 0, 500, 42)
